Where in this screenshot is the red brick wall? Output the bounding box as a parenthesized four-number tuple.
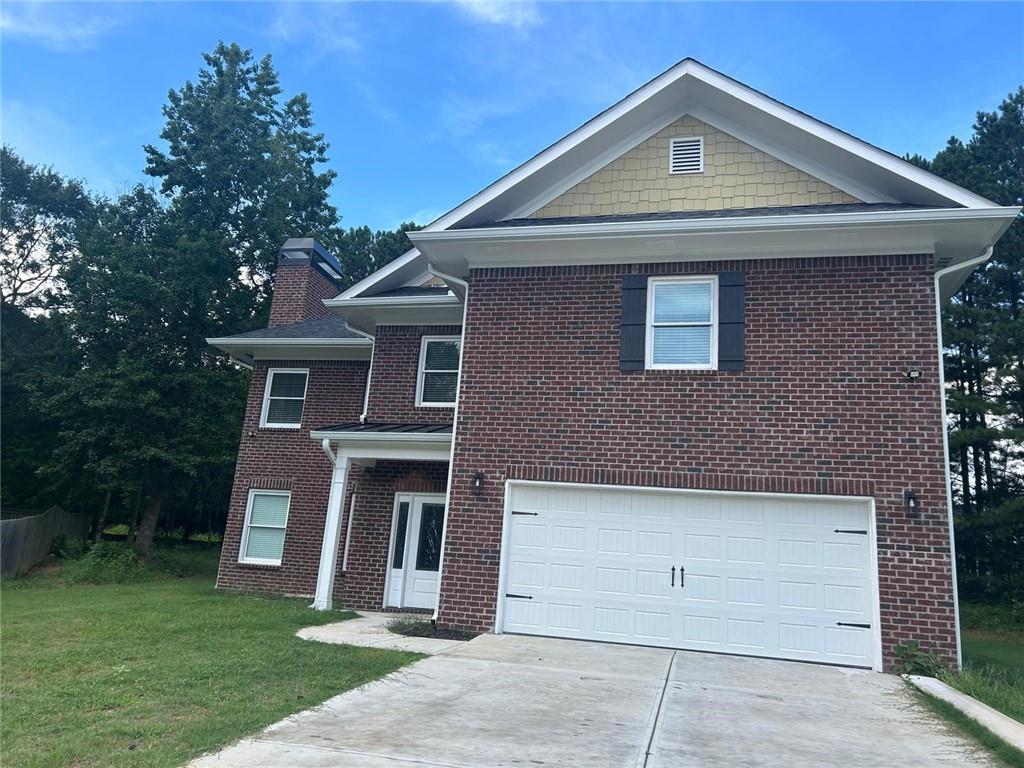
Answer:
(365, 325, 461, 424)
(216, 359, 369, 596)
(268, 260, 339, 326)
(439, 255, 956, 670)
(336, 461, 449, 610)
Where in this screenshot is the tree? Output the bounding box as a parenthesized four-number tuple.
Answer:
(912, 88, 1024, 599)
(37, 187, 247, 559)
(144, 41, 341, 324)
(335, 222, 422, 289)
(0, 147, 93, 308)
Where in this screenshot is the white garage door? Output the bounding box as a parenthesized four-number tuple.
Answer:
(500, 483, 878, 668)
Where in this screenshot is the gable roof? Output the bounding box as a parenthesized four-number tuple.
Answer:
(341, 58, 1008, 299)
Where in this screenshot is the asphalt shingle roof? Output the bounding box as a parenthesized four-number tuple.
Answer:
(456, 202, 948, 230)
(218, 316, 362, 341)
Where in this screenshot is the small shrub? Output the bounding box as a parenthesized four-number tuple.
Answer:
(894, 640, 945, 676)
(66, 542, 150, 584)
(50, 535, 88, 560)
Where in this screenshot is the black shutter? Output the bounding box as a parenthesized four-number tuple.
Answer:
(718, 271, 746, 371)
(620, 274, 648, 371)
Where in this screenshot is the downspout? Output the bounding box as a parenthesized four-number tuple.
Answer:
(933, 246, 992, 670)
(343, 325, 375, 423)
(428, 264, 469, 624)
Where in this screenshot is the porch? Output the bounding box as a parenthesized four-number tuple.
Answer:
(310, 422, 453, 614)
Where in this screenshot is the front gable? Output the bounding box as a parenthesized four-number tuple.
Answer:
(531, 115, 859, 219)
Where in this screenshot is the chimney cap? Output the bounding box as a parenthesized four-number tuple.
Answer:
(278, 237, 343, 282)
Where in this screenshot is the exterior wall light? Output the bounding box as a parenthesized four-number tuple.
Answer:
(904, 489, 920, 518)
(472, 472, 485, 498)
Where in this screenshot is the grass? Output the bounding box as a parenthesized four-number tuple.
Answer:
(1, 544, 421, 768)
(910, 599, 1024, 768)
(950, 602, 1024, 724)
(912, 688, 1024, 768)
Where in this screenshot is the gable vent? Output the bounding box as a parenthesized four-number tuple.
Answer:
(669, 136, 704, 175)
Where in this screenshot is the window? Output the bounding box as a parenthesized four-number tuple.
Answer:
(239, 490, 290, 565)
(669, 136, 704, 175)
(646, 276, 718, 370)
(260, 369, 308, 428)
(416, 336, 461, 407)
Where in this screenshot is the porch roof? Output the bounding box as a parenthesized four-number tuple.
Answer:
(311, 422, 453, 463)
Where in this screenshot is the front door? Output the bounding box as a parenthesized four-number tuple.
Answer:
(386, 494, 446, 610)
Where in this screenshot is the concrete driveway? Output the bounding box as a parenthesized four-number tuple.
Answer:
(191, 634, 994, 767)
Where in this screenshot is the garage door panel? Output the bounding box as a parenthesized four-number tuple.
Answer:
(502, 485, 876, 668)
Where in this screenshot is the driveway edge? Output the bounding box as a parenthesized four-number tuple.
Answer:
(904, 674, 1024, 751)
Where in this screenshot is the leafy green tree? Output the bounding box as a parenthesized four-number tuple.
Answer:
(144, 41, 341, 324)
(0, 146, 93, 307)
(335, 222, 422, 289)
(913, 87, 1024, 598)
(38, 187, 247, 559)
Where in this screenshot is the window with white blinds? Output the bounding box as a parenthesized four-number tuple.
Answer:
(260, 369, 308, 428)
(239, 491, 290, 565)
(646, 276, 718, 369)
(416, 336, 461, 407)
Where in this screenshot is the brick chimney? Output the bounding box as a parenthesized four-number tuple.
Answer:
(268, 238, 344, 326)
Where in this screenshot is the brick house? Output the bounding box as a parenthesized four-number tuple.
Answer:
(209, 59, 1018, 671)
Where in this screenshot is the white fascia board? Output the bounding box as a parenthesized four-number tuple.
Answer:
(323, 294, 464, 336)
(206, 336, 372, 362)
(685, 67, 999, 209)
(309, 430, 452, 463)
(411, 206, 1020, 283)
(413, 206, 1019, 244)
(335, 247, 423, 299)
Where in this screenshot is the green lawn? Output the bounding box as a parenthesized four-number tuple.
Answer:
(950, 603, 1024, 724)
(0, 547, 419, 768)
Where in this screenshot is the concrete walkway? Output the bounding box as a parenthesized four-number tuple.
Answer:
(297, 611, 468, 655)
(191, 634, 996, 768)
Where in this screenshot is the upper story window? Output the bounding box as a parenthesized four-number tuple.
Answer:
(260, 369, 309, 428)
(416, 336, 461, 407)
(239, 490, 290, 565)
(646, 276, 718, 370)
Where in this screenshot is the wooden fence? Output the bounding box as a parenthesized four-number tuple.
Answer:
(1, 507, 89, 578)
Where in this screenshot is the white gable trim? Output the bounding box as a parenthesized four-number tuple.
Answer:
(331, 59, 1000, 301)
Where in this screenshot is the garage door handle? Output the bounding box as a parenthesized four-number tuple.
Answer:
(671, 566, 675, 586)
(679, 566, 685, 588)
(505, 593, 533, 600)
(836, 622, 870, 629)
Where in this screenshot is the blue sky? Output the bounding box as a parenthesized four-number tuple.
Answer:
(3, 1, 1022, 231)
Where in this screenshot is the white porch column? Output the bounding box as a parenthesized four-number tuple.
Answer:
(312, 443, 351, 611)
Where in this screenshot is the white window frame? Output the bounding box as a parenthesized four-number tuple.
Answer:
(259, 368, 309, 428)
(238, 489, 291, 566)
(645, 275, 718, 371)
(668, 135, 704, 175)
(415, 335, 461, 408)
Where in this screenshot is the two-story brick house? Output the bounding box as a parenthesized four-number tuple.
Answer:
(209, 59, 1019, 671)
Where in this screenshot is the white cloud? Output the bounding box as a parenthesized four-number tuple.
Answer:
(267, 2, 361, 59)
(1, 99, 142, 198)
(437, 95, 520, 139)
(0, 1, 127, 51)
(451, 0, 541, 29)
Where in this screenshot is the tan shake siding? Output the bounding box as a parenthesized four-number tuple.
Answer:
(531, 115, 860, 218)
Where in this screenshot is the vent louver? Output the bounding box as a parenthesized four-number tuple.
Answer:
(669, 136, 704, 175)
